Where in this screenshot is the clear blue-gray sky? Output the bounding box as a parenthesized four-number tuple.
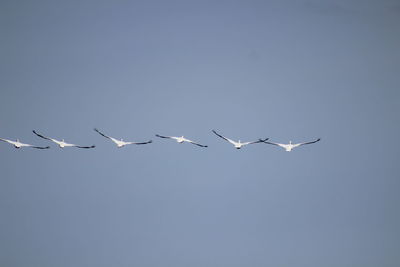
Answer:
(1, 0, 399, 266)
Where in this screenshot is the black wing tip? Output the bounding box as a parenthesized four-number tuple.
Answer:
(194, 143, 208, 147)
(133, 140, 152, 145)
(94, 128, 109, 138)
(32, 130, 41, 135)
(138, 140, 152, 144)
(32, 130, 49, 140)
(308, 138, 321, 144)
(36, 146, 50, 149)
(311, 138, 321, 144)
(212, 130, 221, 136)
(76, 145, 96, 149)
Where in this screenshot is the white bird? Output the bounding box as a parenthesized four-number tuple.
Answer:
(0, 137, 50, 149)
(212, 130, 268, 149)
(155, 134, 208, 147)
(262, 138, 321, 152)
(94, 128, 152, 148)
(33, 130, 95, 149)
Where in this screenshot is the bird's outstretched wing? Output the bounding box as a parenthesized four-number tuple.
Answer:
(94, 128, 112, 139)
(94, 128, 122, 144)
(187, 140, 208, 148)
(155, 134, 173, 139)
(0, 138, 13, 144)
(32, 130, 55, 142)
(212, 130, 236, 145)
(294, 138, 321, 147)
(126, 140, 153, 145)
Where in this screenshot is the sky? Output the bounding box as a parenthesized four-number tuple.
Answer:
(0, 0, 399, 266)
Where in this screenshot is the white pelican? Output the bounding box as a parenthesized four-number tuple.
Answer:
(262, 138, 321, 151)
(155, 134, 208, 147)
(212, 130, 268, 149)
(0, 137, 50, 149)
(94, 128, 152, 148)
(33, 130, 95, 149)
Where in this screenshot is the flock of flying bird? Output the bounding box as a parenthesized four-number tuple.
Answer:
(0, 129, 321, 152)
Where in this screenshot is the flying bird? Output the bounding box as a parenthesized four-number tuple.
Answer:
(33, 130, 95, 149)
(261, 138, 321, 152)
(0, 137, 50, 149)
(94, 128, 152, 148)
(155, 134, 208, 147)
(212, 130, 268, 149)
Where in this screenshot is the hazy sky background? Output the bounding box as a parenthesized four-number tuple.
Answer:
(1, 0, 399, 266)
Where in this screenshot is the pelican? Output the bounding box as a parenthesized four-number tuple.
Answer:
(155, 134, 208, 147)
(261, 138, 321, 151)
(33, 130, 95, 149)
(94, 128, 152, 148)
(0, 137, 50, 149)
(212, 130, 268, 149)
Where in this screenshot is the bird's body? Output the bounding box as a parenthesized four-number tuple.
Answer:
(0, 137, 50, 149)
(212, 130, 268, 149)
(262, 139, 321, 151)
(110, 138, 129, 148)
(156, 134, 207, 147)
(174, 137, 187, 143)
(94, 128, 152, 148)
(33, 130, 95, 149)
